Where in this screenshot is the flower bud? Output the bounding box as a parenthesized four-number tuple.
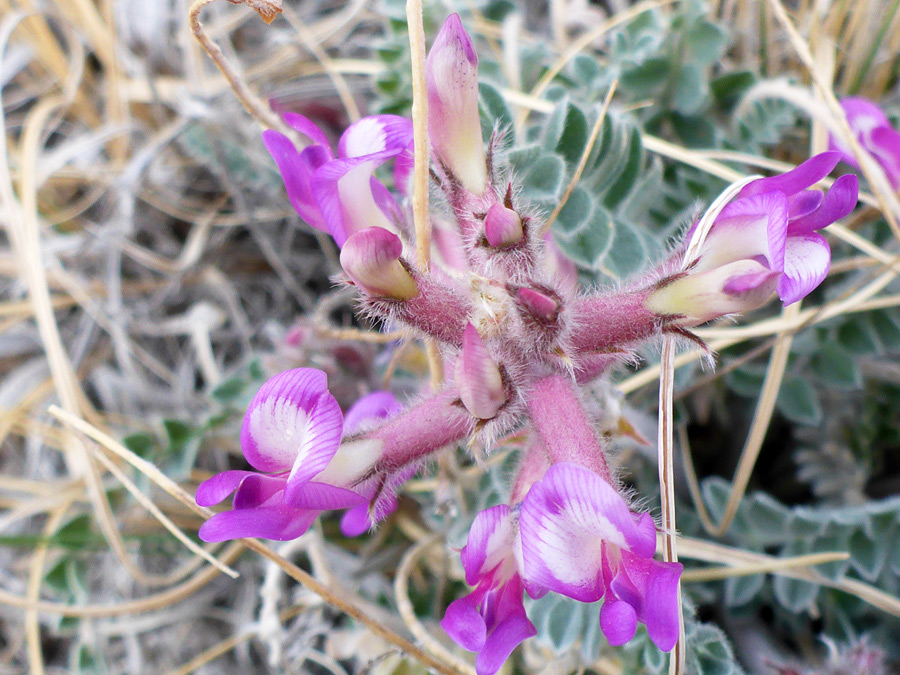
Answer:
(484, 203, 524, 248)
(340, 227, 418, 300)
(516, 287, 560, 324)
(426, 14, 487, 194)
(455, 323, 506, 419)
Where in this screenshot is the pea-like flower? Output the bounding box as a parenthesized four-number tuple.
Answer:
(263, 113, 413, 247)
(647, 152, 858, 325)
(196, 369, 400, 541)
(519, 462, 682, 651)
(440, 505, 537, 675)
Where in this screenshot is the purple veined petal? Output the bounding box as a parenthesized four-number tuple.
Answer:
(198, 503, 319, 542)
(284, 390, 344, 502)
(370, 176, 406, 230)
(519, 463, 647, 602)
(599, 599, 638, 646)
(709, 191, 789, 272)
(869, 126, 900, 189)
(233, 474, 287, 509)
(777, 232, 831, 305)
(282, 112, 333, 151)
(338, 115, 414, 159)
(618, 550, 683, 652)
(312, 154, 402, 247)
(460, 504, 512, 586)
(343, 391, 403, 435)
(441, 589, 489, 652)
(787, 190, 823, 220)
(241, 368, 334, 472)
(631, 513, 658, 559)
(475, 610, 537, 675)
(288, 481, 367, 510)
(196, 470, 261, 507)
(394, 140, 415, 195)
(262, 132, 331, 231)
(789, 174, 859, 235)
(741, 152, 841, 198)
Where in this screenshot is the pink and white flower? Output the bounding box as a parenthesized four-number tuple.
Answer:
(263, 113, 413, 247)
(647, 152, 858, 324)
(196, 370, 404, 542)
(441, 505, 537, 675)
(519, 462, 682, 651)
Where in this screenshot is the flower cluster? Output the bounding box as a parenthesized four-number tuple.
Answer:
(197, 14, 859, 674)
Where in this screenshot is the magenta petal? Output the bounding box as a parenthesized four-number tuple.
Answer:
(394, 141, 415, 195)
(461, 504, 512, 585)
(262, 132, 331, 231)
(842, 97, 891, 132)
(631, 513, 658, 559)
(641, 559, 683, 652)
(337, 115, 414, 159)
(196, 470, 260, 507)
(777, 233, 831, 305)
(723, 267, 779, 295)
(288, 482, 366, 509)
(742, 152, 841, 198)
(599, 599, 638, 646)
(519, 463, 649, 602)
(198, 504, 319, 542)
(870, 126, 900, 188)
(282, 112, 333, 150)
(343, 391, 403, 435)
(233, 474, 287, 509)
(475, 611, 536, 675)
(283, 389, 343, 501)
(788, 174, 859, 234)
(787, 190, 823, 220)
(441, 593, 487, 652)
(241, 369, 334, 472)
(339, 503, 372, 537)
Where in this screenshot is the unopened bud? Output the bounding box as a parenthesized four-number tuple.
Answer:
(455, 323, 506, 419)
(484, 203, 524, 248)
(340, 228, 419, 300)
(426, 14, 487, 194)
(516, 287, 560, 323)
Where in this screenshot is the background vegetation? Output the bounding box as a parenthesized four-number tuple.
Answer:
(1, 0, 898, 673)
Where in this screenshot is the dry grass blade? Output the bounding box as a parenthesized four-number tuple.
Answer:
(680, 551, 850, 582)
(678, 535, 900, 618)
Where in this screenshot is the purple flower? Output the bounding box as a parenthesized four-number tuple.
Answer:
(519, 462, 682, 651)
(441, 505, 537, 675)
(647, 152, 858, 324)
(831, 97, 900, 189)
(196, 370, 403, 542)
(263, 114, 413, 247)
